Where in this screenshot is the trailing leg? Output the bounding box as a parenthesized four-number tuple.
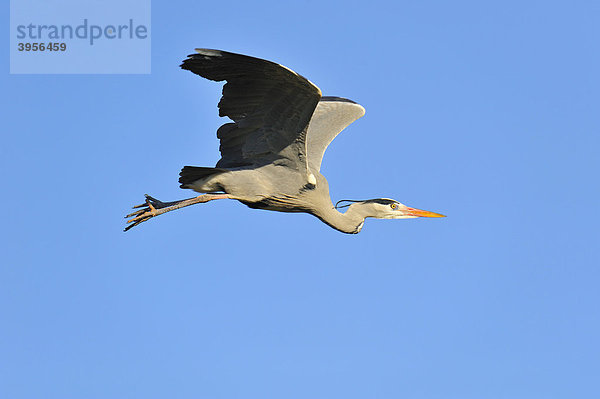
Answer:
(124, 193, 230, 231)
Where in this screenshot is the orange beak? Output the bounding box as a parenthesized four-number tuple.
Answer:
(405, 206, 446, 218)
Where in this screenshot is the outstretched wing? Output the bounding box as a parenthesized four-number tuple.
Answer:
(306, 97, 366, 171)
(181, 49, 322, 170)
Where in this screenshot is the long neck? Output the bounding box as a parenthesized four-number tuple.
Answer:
(313, 203, 369, 234)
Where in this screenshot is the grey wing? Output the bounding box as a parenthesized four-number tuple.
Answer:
(180, 49, 322, 170)
(306, 97, 366, 172)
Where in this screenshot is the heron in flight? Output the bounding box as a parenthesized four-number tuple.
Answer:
(125, 49, 444, 234)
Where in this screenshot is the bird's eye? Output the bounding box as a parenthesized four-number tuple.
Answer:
(390, 203, 397, 209)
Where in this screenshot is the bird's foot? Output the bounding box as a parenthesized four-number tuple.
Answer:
(124, 194, 172, 231)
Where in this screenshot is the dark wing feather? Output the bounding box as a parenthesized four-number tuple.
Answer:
(180, 49, 322, 170)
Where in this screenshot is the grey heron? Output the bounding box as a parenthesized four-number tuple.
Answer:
(125, 49, 445, 234)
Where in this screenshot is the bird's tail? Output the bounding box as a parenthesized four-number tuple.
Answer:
(178, 166, 229, 188)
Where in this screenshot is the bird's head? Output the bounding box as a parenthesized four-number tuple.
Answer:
(335, 198, 446, 220)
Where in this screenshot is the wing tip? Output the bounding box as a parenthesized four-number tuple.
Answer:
(320, 96, 365, 115)
(320, 96, 358, 104)
(193, 48, 225, 57)
(180, 48, 224, 65)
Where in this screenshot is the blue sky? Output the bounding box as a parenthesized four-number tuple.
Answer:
(2, 0, 599, 398)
